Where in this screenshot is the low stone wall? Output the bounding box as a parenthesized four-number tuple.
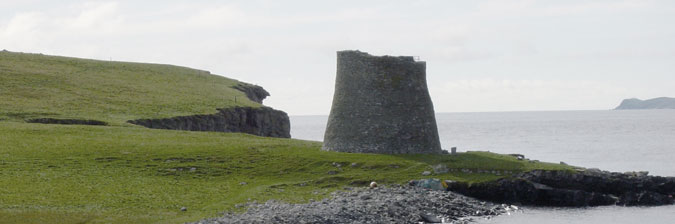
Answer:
(128, 106, 290, 138)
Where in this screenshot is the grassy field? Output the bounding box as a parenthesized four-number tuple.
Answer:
(0, 51, 259, 125)
(0, 51, 575, 223)
(0, 121, 573, 223)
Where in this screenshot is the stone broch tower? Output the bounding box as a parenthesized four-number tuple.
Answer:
(323, 50, 443, 154)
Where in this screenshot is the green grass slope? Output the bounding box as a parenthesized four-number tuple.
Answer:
(0, 122, 572, 223)
(0, 51, 575, 223)
(0, 51, 260, 125)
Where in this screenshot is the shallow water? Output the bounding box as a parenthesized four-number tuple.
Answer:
(290, 109, 675, 223)
(479, 205, 675, 224)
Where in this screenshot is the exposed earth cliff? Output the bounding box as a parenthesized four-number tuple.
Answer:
(129, 83, 290, 138)
(129, 106, 290, 138)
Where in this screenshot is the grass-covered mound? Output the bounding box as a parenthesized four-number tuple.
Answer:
(0, 122, 572, 223)
(0, 51, 259, 125)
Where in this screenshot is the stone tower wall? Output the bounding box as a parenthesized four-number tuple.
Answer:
(322, 50, 442, 154)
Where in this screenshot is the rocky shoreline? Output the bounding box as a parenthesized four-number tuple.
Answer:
(447, 169, 675, 207)
(195, 185, 515, 224)
(195, 168, 675, 223)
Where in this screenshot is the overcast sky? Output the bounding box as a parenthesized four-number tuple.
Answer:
(2, 0, 674, 115)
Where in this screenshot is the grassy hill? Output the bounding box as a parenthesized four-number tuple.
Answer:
(0, 51, 574, 223)
(0, 50, 259, 125)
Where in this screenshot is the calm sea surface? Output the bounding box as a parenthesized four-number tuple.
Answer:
(290, 110, 675, 224)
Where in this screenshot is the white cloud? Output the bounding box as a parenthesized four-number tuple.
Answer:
(1, 1, 674, 114)
(0, 1, 126, 55)
(474, 0, 653, 18)
(66, 2, 121, 30)
(0, 12, 46, 49)
(539, 0, 652, 15)
(184, 5, 245, 28)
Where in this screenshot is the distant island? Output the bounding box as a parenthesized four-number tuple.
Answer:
(615, 97, 675, 110)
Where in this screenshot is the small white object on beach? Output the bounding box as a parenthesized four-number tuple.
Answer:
(369, 181, 377, 189)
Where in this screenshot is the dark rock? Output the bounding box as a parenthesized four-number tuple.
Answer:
(515, 169, 675, 198)
(447, 169, 675, 207)
(620, 191, 674, 206)
(446, 178, 619, 206)
(233, 83, 270, 104)
(623, 171, 649, 177)
(26, 118, 107, 126)
(128, 106, 290, 138)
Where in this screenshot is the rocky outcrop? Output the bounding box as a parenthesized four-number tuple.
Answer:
(128, 106, 290, 138)
(233, 83, 270, 104)
(615, 97, 675, 110)
(447, 169, 675, 206)
(26, 118, 107, 126)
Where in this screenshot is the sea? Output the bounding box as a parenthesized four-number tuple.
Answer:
(290, 110, 675, 224)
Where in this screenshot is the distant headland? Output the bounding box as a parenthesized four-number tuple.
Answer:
(615, 97, 675, 110)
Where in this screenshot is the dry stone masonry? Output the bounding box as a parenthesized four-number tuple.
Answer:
(323, 50, 443, 154)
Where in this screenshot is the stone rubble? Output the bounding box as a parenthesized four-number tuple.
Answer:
(195, 185, 510, 224)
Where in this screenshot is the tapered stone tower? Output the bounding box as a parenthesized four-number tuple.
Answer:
(322, 50, 442, 154)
